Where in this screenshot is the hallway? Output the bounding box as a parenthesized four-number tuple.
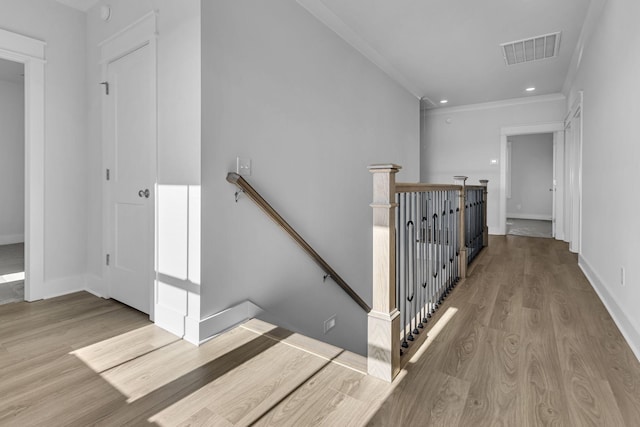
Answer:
(0, 236, 638, 425)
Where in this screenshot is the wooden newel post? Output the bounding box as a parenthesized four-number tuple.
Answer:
(479, 180, 489, 247)
(368, 164, 401, 382)
(454, 176, 468, 279)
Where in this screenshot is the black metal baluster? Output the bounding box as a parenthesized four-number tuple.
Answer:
(395, 192, 401, 354)
(401, 193, 408, 349)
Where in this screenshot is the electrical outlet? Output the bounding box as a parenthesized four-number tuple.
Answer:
(236, 157, 251, 176)
(621, 267, 626, 286)
(324, 315, 336, 334)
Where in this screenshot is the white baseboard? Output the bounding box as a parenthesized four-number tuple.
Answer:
(579, 254, 640, 362)
(184, 315, 200, 345)
(39, 274, 87, 300)
(155, 304, 186, 337)
(85, 274, 107, 298)
(506, 213, 552, 221)
(198, 300, 264, 345)
(0, 234, 24, 245)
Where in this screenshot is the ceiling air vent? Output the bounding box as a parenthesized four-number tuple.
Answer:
(501, 32, 561, 66)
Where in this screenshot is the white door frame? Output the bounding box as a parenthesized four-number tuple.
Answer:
(0, 28, 46, 301)
(565, 92, 583, 253)
(100, 12, 158, 319)
(499, 122, 565, 236)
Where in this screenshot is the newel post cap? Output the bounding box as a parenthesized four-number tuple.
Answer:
(453, 175, 468, 183)
(368, 164, 402, 173)
(479, 179, 489, 186)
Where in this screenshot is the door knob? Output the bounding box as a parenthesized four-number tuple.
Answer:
(138, 189, 150, 198)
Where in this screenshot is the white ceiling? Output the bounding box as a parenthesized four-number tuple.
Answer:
(54, 0, 99, 12)
(0, 58, 24, 84)
(298, 0, 591, 108)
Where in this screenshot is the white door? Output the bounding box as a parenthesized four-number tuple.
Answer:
(551, 135, 557, 238)
(105, 44, 155, 314)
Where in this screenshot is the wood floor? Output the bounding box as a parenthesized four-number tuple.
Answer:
(1, 235, 639, 426)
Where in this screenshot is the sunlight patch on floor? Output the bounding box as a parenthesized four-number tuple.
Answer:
(0, 271, 25, 283)
(408, 306, 458, 363)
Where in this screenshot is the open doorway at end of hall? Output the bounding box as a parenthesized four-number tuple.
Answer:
(506, 133, 554, 239)
(0, 58, 25, 305)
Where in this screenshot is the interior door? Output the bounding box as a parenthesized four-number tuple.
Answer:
(551, 135, 557, 238)
(105, 43, 155, 314)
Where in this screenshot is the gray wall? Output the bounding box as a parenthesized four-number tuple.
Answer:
(422, 96, 566, 233)
(0, 78, 24, 244)
(565, 0, 640, 356)
(201, 0, 419, 355)
(507, 133, 553, 219)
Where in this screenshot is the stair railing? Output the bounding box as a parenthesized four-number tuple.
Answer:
(226, 172, 370, 313)
(367, 164, 488, 382)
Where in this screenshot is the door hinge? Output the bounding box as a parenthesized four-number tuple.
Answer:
(106, 254, 110, 266)
(106, 168, 110, 181)
(100, 81, 109, 95)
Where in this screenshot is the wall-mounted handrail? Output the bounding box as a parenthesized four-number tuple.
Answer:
(226, 172, 371, 313)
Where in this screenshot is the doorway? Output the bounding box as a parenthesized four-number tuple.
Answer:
(499, 122, 565, 238)
(0, 28, 45, 302)
(0, 58, 25, 304)
(506, 133, 554, 238)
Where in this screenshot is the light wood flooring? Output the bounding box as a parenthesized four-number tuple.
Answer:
(1, 235, 639, 426)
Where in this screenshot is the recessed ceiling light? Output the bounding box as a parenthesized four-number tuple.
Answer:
(525, 87, 536, 92)
(440, 99, 448, 104)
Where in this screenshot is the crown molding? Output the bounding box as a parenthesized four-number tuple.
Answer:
(424, 93, 566, 116)
(296, 0, 422, 99)
(562, 0, 608, 95)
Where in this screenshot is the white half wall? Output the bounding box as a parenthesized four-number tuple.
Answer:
(506, 133, 553, 220)
(0, 78, 25, 244)
(421, 95, 566, 234)
(201, 0, 419, 355)
(564, 0, 640, 357)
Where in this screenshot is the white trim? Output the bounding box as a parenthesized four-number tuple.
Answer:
(0, 27, 46, 302)
(506, 213, 552, 221)
(426, 93, 566, 116)
(0, 234, 25, 245)
(85, 274, 107, 298)
(39, 275, 87, 300)
(499, 122, 564, 235)
(198, 301, 265, 345)
(579, 254, 640, 362)
(0, 28, 45, 61)
(295, 0, 421, 99)
(562, 0, 607, 94)
(99, 12, 157, 66)
(155, 304, 186, 338)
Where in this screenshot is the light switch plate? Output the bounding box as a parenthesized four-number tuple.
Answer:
(236, 157, 251, 176)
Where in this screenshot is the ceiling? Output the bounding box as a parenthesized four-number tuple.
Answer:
(0, 58, 24, 84)
(54, 0, 98, 12)
(298, 0, 591, 108)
